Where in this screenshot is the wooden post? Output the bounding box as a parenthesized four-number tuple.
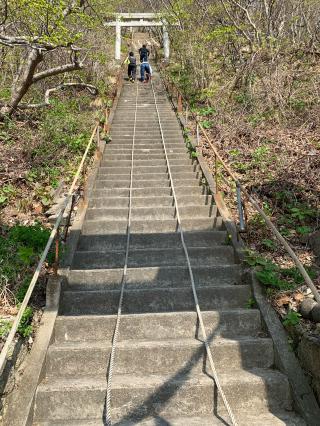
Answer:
(177, 93, 183, 113)
(215, 154, 219, 193)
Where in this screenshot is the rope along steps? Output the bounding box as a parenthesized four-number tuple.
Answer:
(105, 76, 237, 425)
(150, 78, 238, 426)
(105, 80, 139, 426)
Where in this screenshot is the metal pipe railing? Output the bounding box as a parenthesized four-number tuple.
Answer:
(0, 65, 125, 374)
(158, 64, 320, 304)
(0, 123, 99, 374)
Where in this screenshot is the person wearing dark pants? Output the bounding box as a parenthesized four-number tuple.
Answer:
(127, 52, 137, 82)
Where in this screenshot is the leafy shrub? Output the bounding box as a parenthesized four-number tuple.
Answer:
(17, 306, 33, 337)
(283, 310, 301, 327)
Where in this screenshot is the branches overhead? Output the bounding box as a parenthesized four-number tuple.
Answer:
(17, 82, 98, 109)
(0, 0, 101, 117)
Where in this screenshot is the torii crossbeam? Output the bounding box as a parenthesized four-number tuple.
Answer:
(104, 13, 170, 60)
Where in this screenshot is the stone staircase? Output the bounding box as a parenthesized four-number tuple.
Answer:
(31, 72, 305, 425)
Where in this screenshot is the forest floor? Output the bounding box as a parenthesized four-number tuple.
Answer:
(0, 86, 113, 349)
(164, 62, 320, 335)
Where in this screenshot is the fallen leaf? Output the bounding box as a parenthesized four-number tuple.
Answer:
(33, 203, 43, 214)
(293, 292, 304, 302)
(275, 295, 291, 307)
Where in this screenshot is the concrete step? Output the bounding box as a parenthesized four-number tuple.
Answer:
(94, 178, 172, 189)
(85, 205, 217, 221)
(98, 163, 200, 175)
(101, 158, 191, 168)
(71, 246, 234, 269)
(89, 194, 213, 209)
(76, 230, 226, 251)
(81, 217, 223, 235)
(45, 337, 274, 378)
(54, 309, 261, 343)
(34, 369, 292, 422)
(66, 264, 241, 291)
(104, 148, 186, 155)
(109, 137, 184, 144)
(111, 123, 181, 130)
(101, 158, 193, 168)
(97, 171, 198, 181)
(94, 178, 203, 190)
(105, 142, 185, 150)
(59, 285, 251, 315)
(33, 412, 306, 426)
(91, 186, 210, 199)
(32, 415, 226, 425)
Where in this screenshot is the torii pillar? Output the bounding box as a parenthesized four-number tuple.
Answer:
(115, 19, 121, 61)
(163, 21, 170, 60)
(105, 14, 170, 61)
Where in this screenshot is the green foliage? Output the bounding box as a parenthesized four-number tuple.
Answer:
(0, 307, 33, 339)
(195, 106, 216, 116)
(17, 306, 33, 337)
(234, 92, 252, 108)
(0, 224, 51, 304)
(289, 99, 307, 111)
(296, 226, 312, 235)
(283, 310, 301, 327)
(288, 205, 316, 222)
(252, 146, 270, 164)
(245, 297, 256, 309)
(16, 276, 32, 303)
(200, 120, 213, 129)
(281, 266, 317, 286)
(245, 250, 316, 291)
(0, 319, 12, 339)
(9, 224, 50, 253)
(0, 184, 19, 208)
(9, 0, 94, 47)
(229, 149, 240, 157)
(262, 239, 277, 250)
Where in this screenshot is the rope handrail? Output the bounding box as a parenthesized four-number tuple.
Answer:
(151, 78, 238, 425)
(0, 122, 99, 375)
(158, 65, 320, 305)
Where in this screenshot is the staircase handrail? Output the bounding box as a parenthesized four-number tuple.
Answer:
(0, 65, 125, 375)
(158, 64, 320, 304)
(0, 123, 99, 375)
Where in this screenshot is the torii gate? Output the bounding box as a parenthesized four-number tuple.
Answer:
(104, 13, 170, 61)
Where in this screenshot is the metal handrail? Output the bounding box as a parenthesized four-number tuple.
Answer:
(158, 65, 320, 304)
(0, 65, 125, 374)
(0, 123, 99, 374)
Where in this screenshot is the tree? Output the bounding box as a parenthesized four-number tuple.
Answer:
(0, 0, 98, 117)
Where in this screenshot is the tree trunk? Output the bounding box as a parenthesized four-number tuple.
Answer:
(1, 48, 43, 116)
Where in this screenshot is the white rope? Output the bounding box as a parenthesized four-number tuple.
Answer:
(105, 81, 139, 426)
(150, 78, 238, 426)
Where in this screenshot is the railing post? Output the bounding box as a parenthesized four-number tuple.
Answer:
(196, 122, 200, 147)
(214, 154, 219, 194)
(177, 93, 183, 113)
(236, 183, 246, 232)
(54, 227, 60, 275)
(104, 108, 109, 133)
(185, 104, 189, 125)
(63, 194, 76, 242)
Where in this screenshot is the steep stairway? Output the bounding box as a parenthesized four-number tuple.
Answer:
(31, 70, 305, 425)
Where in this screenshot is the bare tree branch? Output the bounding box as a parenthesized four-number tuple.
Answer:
(32, 61, 83, 83)
(16, 82, 98, 109)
